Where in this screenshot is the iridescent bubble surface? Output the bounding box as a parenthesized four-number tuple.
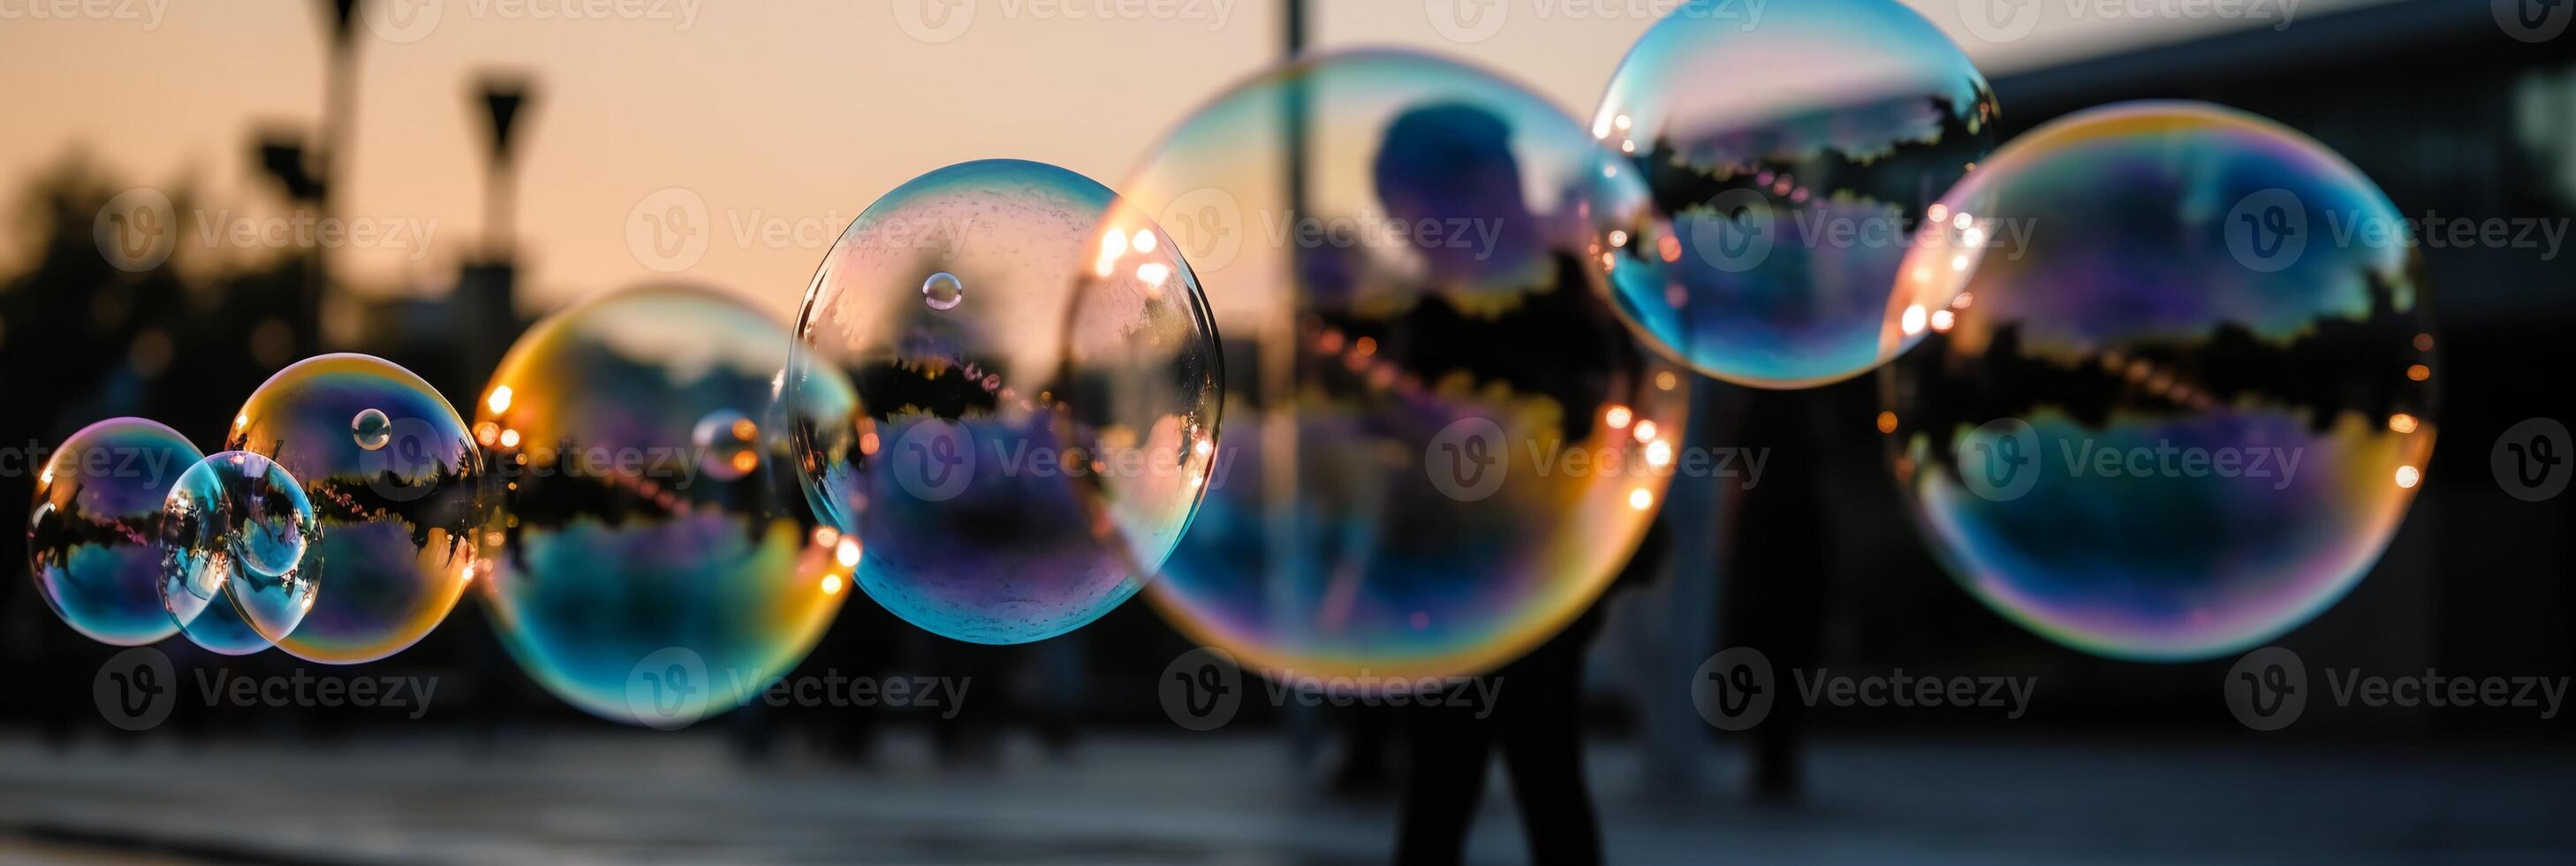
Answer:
(160, 452, 322, 654)
(792, 159, 1220, 645)
(27, 418, 201, 646)
(228, 353, 481, 665)
(1595, 0, 1996, 387)
(1121, 50, 1686, 684)
(482, 285, 851, 726)
(1880, 102, 2436, 662)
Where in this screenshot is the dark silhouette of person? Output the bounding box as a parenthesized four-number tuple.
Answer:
(1350, 99, 1671, 865)
(1397, 522, 1669, 866)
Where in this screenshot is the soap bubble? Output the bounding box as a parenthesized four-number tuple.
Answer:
(1881, 102, 2437, 661)
(1118, 50, 1686, 685)
(228, 353, 481, 665)
(790, 159, 1222, 645)
(161, 452, 321, 654)
(481, 284, 852, 726)
(352, 407, 391, 451)
(1595, 0, 1996, 387)
(27, 418, 201, 646)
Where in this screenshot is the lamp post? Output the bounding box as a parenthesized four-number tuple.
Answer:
(461, 72, 537, 376)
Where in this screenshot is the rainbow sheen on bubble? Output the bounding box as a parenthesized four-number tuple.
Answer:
(27, 418, 201, 646)
(1121, 50, 1686, 684)
(160, 452, 322, 655)
(791, 159, 1221, 645)
(1880, 102, 2436, 662)
(228, 353, 481, 665)
(481, 285, 852, 726)
(1595, 0, 1996, 387)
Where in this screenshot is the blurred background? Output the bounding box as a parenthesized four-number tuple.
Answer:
(3, 1, 2572, 862)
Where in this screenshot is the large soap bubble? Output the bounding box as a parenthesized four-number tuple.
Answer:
(789, 159, 1222, 645)
(1595, 0, 1996, 387)
(1881, 102, 2436, 661)
(480, 285, 852, 726)
(161, 452, 321, 655)
(228, 353, 482, 663)
(1121, 50, 1686, 684)
(27, 418, 201, 646)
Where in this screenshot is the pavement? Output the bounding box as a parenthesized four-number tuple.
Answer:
(1, 731, 2572, 864)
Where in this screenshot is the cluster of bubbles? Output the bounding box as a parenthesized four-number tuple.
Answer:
(23, 0, 2444, 724)
(26, 355, 483, 659)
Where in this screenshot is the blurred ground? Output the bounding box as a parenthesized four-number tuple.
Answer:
(2, 732, 2572, 864)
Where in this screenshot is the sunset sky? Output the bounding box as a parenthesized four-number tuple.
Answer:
(0, 0, 2391, 323)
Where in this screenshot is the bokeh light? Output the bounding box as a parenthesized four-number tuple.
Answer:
(1881, 102, 2437, 661)
(1119, 49, 1686, 685)
(790, 159, 1222, 645)
(1595, 0, 1996, 388)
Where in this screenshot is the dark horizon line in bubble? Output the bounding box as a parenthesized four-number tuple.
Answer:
(1890, 263, 2431, 454)
(1640, 91, 1996, 225)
